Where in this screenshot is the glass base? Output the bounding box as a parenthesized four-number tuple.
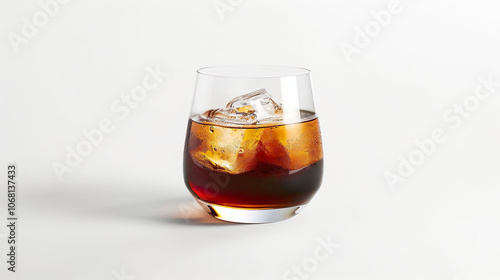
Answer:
(195, 198, 308, 224)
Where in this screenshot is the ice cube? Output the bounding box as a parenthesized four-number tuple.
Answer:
(200, 108, 257, 125)
(255, 128, 291, 170)
(189, 123, 263, 174)
(226, 88, 283, 124)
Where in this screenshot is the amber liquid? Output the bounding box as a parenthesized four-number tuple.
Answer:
(183, 115, 323, 208)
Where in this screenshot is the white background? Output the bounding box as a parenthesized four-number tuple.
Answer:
(1, 0, 500, 279)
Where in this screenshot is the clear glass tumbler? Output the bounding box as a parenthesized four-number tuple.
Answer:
(183, 65, 323, 223)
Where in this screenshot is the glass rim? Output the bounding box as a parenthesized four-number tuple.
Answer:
(197, 65, 311, 79)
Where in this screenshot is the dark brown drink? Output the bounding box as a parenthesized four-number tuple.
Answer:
(183, 114, 323, 208)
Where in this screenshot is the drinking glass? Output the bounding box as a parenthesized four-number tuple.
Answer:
(183, 65, 323, 223)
